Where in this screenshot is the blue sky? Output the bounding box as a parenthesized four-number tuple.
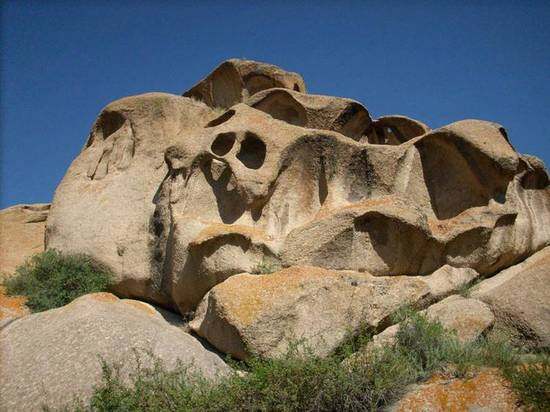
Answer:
(1, 1, 549, 208)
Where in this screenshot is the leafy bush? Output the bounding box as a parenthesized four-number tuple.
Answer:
(4, 249, 113, 312)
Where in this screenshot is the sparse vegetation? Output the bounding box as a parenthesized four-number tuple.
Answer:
(3, 249, 113, 312)
(68, 311, 549, 411)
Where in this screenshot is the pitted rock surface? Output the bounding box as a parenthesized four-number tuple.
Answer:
(45, 59, 550, 323)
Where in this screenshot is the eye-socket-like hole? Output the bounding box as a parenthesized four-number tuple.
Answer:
(99, 111, 126, 139)
(499, 127, 510, 143)
(206, 110, 236, 127)
(293, 83, 301, 91)
(236, 133, 266, 169)
(211, 132, 236, 156)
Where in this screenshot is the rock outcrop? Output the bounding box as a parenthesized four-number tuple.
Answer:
(42, 59, 549, 357)
(0, 293, 230, 411)
(0, 204, 49, 276)
(2, 59, 550, 411)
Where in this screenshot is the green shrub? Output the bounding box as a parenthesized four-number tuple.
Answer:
(4, 249, 113, 312)
(68, 311, 547, 412)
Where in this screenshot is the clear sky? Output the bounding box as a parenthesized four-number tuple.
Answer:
(1, 1, 549, 208)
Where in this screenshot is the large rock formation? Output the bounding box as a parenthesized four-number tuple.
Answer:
(0, 204, 49, 276)
(44, 59, 550, 357)
(0, 293, 230, 411)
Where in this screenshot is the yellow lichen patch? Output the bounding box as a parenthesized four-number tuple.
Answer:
(0, 285, 29, 319)
(214, 266, 362, 327)
(395, 368, 521, 412)
(122, 299, 158, 316)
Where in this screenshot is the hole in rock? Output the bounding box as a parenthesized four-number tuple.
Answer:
(236, 133, 266, 169)
(318, 156, 328, 205)
(211, 132, 236, 156)
(252, 91, 306, 126)
(99, 111, 126, 140)
(244, 74, 281, 96)
(293, 83, 301, 91)
(206, 110, 236, 127)
(499, 127, 511, 144)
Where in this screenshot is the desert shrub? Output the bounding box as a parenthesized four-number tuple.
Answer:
(504, 356, 550, 411)
(69, 311, 548, 412)
(4, 249, 113, 312)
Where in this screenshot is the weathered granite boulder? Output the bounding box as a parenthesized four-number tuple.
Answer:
(0, 203, 49, 276)
(471, 246, 550, 348)
(0, 293, 230, 411)
(45, 59, 550, 323)
(189, 266, 431, 359)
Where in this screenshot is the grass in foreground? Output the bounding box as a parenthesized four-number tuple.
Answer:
(69, 312, 549, 411)
(4, 249, 113, 312)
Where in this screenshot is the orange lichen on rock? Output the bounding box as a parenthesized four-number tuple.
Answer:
(214, 266, 349, 327)
(0, 285, 29, 320)
(394, 368, 522, 412)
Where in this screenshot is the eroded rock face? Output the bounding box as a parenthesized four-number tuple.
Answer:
(46, 59, 550, 320)
(0, 203, 49, 276)
(0, 293, 230, 411)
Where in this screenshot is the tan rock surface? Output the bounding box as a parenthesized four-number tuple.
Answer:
(0, 203, 49, 275)
(419, 265, 480, 301)
(189, 266, 431, 360)
(470, 246, 550, 348)
(0, 293, 230, 411)
(388, 368, 522, 412)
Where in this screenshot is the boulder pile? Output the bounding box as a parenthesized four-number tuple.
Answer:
(1, 59, 549, 409)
